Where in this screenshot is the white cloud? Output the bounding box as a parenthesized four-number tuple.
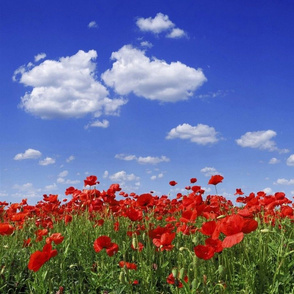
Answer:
(263, 187, 273, 194)
(137, 156, 170, 164)
(44, 183, 58, 191)
(34, 53, 46, 62)
(236, 130, 288, 153)
(136, 12, 186, 38)
(275, 178, 294, 185)
(140, 41, 153, 48)
(200, 167, 221, 177)
(166, 28, 186, 39)
(102, 45, 206, 102)
(58, 170, 68, 178)
(109, 170, 140, 182)
(14, 148, 42, 160)
(269, 157, 280, 164)
(286, 154, 294, 166)
(115, 154, 170, 164)
(166, 123, 219, 145)
(88, 21, 98, 28)
(150, 175, 157, 180)
(14, 50, 126, 119)
(136, 13, 174, 34)
(12, 183, 41, 198)
(85, 119, 109, 129)
(39, 157, 56, 166)
(103, 170, 109, 179)
(66, 155, 75, 163)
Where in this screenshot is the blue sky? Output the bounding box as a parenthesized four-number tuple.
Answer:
(1, 0, 294, 204)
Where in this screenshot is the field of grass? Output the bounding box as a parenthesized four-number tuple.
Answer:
(0, 175, 293, 293)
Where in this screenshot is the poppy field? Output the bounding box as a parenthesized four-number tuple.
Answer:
(0, 175, 293, 293)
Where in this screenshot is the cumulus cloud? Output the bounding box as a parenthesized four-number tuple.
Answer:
(286, 154, 294, 166)
(140, 41, 153, 48)
(166, 123, 219, 145)
(102, 45, 206, 102)
(66, 155, 75, 163)
(85, 119, 109, 129)
(13, 50, 126, 119)
(34, 53, 46, 62)
(14, 148, 42, 160)
(166, 28, 186, 39)
(115, 154, 170, 164)
(58, 170, 68, 178)
(269, 157, 280, 164)
(275, 178, 294, 185)
(12, 183, 41, 198)
(236, 130, 289, 153)
(39, 157, 56, 166)
(109, 170, 140, 182)
(88, 21, 98, 28)
(136, 12, 186, 38)
(200, 167, 221, 177)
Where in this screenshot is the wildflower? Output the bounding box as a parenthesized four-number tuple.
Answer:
(28, 243, 57, 272)
(46, 233, 64, 245)
(153, 232, 176, 251)
(169, 180, 177, 186)
(167, 272, 188, 288)
(93, 236, 119, 256)
(0, 223, 14, 236)
(84, 175, 99, 186)
(194, 244, 215, 260)
(208, 175, 224, 185)
(119, 261, 137, 270)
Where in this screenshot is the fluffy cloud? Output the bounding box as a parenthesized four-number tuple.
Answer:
(85, 119, 109, 129)
(115, 154, 170, 164)
(166, 123, 219, 145)
(109, 170, 140, 182)
(200, 167, 221, 177)
(88, 21, 98, 28)
(66, 155, 75, 163)
(275, 178, 294, 185)
(14, 50, 126, 119)
(39, 157, 55, 166)
(286, 154, 294, 166)
(136, 13, 186, 38)
(269, 157, 280, 164)
(102, 45, 206, 102)
(14, 148, 42, 160)
(34, 53, 46, 62)
(236, 130, 288, 153)
(166, 28, 186, 39)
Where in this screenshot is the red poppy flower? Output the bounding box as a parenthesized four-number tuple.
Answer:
(46, 233, 64, 245)
(0, 223, 14, 236)
(28, 243, 58, 272)
(167, 272, 188, 288)
(194, 244, 215, 260)
(131, 242, 144, 252)
(64, 215, 72, 225)
(234, 188, 244, 195)
(84, 175, 99, 186)
(125, 207, 143, 221)
(153, 232, 176, 251)
(190, 178, 197, 183)
(169, 181, 177, 186)
(205, 238, 223, 253)
(137, 193, 153, 207)
(200, 220, 217, 236)
(93, 236, 119, 257)
(208, 175, 224, 185)
(119, 261, 137, 270)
